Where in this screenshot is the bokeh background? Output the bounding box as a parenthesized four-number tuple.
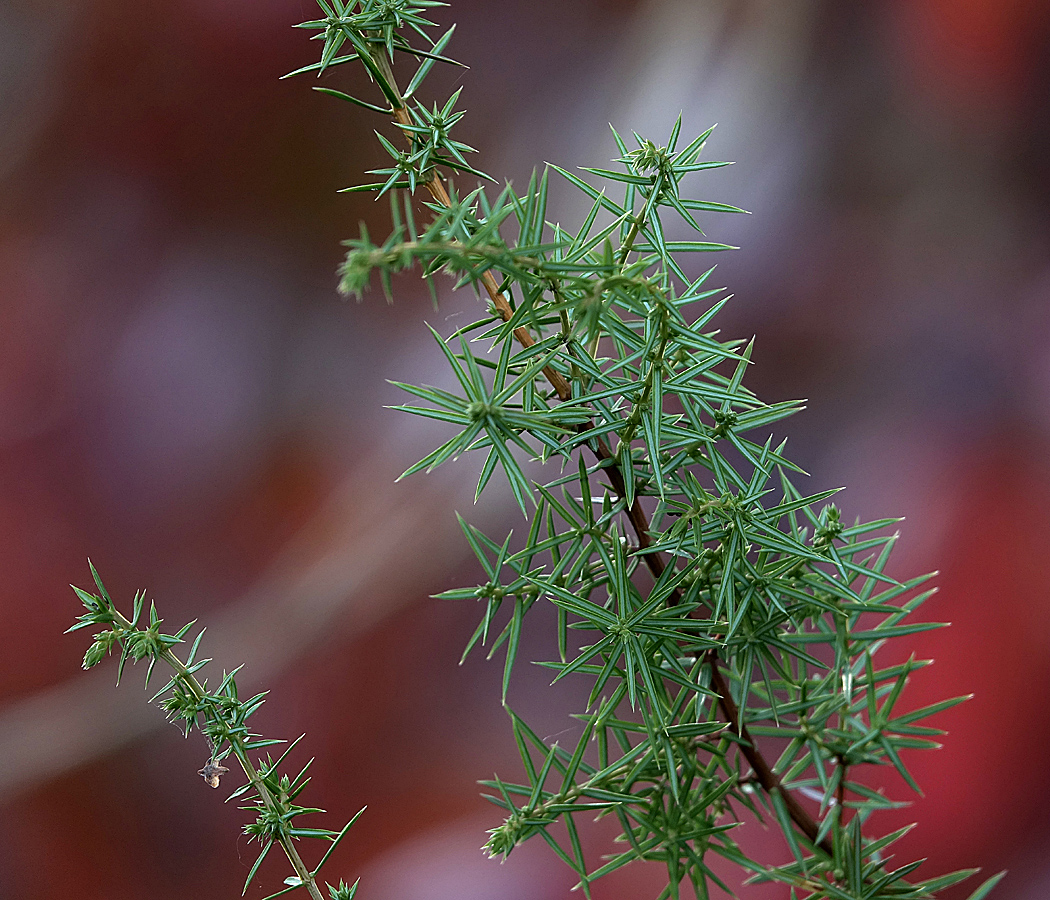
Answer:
(2, 0, 1050, 897)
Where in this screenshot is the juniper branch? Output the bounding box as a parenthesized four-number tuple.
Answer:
(363, 29, 830, 859)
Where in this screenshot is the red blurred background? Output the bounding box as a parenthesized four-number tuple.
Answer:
(2, 0, 1050, 897)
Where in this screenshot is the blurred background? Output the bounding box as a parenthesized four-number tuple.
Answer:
(2, 0, 1050, 896)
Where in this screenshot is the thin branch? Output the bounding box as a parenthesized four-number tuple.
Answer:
(104, 608, 328, 900)
(707, 650, 832, 857)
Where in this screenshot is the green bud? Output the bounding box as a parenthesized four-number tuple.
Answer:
(337, 249, 376, 299)
(484, 820, 520, 859)
(328, 878, 360, 900)
(82, 638, 109, 669)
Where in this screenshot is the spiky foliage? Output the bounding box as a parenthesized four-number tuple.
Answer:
(69, 3, 1003, 899)
(288, 3, 1002, 898)
(70, 564, 364, 900)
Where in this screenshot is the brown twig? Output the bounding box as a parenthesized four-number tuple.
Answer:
(708, 650, 833, 856)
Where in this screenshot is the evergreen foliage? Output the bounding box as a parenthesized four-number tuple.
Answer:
(70, 3, 1004, 898)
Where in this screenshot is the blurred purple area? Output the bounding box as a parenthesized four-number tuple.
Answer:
(2, 0, 1050, 897)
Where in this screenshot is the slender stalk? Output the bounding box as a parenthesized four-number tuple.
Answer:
(706, 650, 832, 856)
(836, 756, 848, 822)
(615, 214, 645, 269)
